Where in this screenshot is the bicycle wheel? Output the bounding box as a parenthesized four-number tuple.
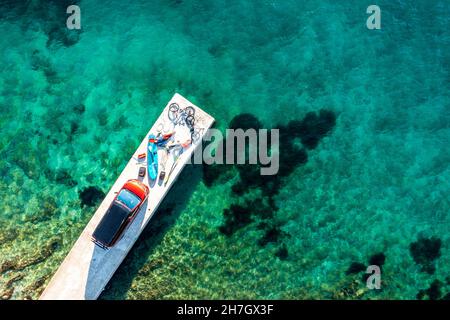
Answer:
(185, 106, 195, 117)
(185, 114, 195, 129)
(168, 103, 179, 121)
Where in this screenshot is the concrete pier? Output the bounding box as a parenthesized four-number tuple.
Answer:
(40, 93, 214, 300)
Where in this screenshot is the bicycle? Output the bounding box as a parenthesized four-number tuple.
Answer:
(168, 103, 196, 129)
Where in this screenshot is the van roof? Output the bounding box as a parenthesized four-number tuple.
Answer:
(92, 202, 130, 246)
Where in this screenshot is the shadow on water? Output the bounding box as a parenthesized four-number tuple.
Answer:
(98, 161, 203, 299)
(83, 200, 148, 300)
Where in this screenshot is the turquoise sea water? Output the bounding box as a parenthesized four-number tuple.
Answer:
(0, 0, 449, 299)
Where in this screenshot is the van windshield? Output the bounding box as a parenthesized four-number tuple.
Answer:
(116, 189, 140, 210)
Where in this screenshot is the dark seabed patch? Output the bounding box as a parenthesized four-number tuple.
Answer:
(212, 110, 337, 250)
(410, 237, 442, 274)
(79, 186, 105, 207)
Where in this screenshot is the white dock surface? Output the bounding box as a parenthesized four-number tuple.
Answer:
(40, 93, 214, 300)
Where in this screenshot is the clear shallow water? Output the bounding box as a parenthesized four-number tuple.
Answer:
(0, 0, 449, 299)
